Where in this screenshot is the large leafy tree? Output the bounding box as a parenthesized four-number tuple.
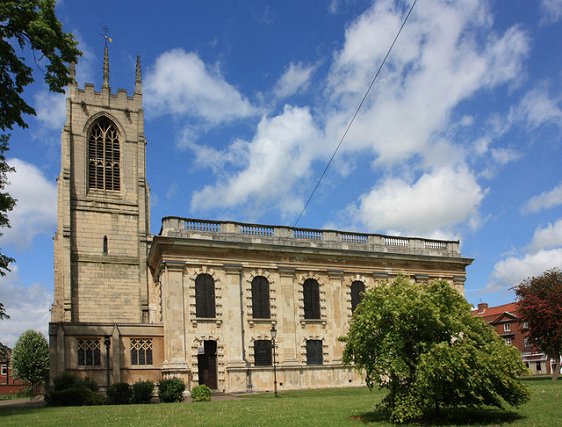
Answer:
(343, 275, 529, 424)
(12, 329, 49, 392)
(0, 0, 81, 275)
(515, 268, 562, 381)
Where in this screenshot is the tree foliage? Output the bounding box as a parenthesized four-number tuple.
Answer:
(515, 268, 562, 380)
(0, 0, 81, 131)
(343, 275, 529, 423)
(12, 329, 49, 388)
(0, 0, 81, 277)
(0, 300, 10, 358)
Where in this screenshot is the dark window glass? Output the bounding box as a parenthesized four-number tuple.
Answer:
(195, 274, 216, 318)
(351, 281, 366, 313)
(88, 117, 120, 191)
(77, 338, 101, 367)
(306, 340, 323, 365)
(251, 276, 270, 319)
(130, 338, 153, 366)
(254, 340, 272, 366)
(303, 279, 320, 319)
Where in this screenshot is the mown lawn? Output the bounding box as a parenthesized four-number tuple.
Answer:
(0, 378, 560, 426)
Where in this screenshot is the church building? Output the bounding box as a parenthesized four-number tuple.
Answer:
(49, 49, 473, 393)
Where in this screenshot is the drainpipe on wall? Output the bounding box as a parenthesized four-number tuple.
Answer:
(238, 268, 252, 391)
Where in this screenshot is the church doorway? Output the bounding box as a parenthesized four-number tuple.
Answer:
(197, 340, 217, 389)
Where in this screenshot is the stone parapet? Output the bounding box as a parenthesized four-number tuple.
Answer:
(159, 216, 461, 257)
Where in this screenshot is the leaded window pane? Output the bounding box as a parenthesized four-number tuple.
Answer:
(130, 338, 153, 366)
(303, 279, 320, 319)
(251, 276, 270, 319)
(351, 281, 366, 313)
(195, 274, 216, 318)
(306, 340, 323, 365)
(254, 340, 272, 366)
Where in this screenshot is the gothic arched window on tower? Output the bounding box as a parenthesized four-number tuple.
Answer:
(88, 117, 120, 191)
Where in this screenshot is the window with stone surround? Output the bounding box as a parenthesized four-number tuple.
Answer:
(306, 340, 323, 365)
(253, 340, 272, 366)
(77, 338, 101, 367)
(88, 116, 120, 191)
(303, 279, 320, 319)
(351, 280, 365, 313)
(251, 276, 270, 319)
(130, 338, 153, 366)
(195, 273, 216, 318)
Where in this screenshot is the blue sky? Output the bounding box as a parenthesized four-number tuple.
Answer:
(1, 0, 562, 346)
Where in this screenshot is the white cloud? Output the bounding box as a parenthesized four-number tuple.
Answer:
(523, 181, 562, 214)
(3, 159, 57, 249)
(323, 0, 529, 166)
(191, 105, 322, 219)
(0, 267, 51, 348)
(488, 248, 562, 291)
(352, 165, 485, 236)
(144, 49, 257, 123)
(540, 0, 562, 24)
(529, 219, 562, 251)
(186, 0, 529, 237)
(34, 91, 66, 130)
(273, 62, 315, 99)
(515, 86, 562, 130)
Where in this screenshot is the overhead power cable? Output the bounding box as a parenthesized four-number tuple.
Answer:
(292, 0, 419, 227)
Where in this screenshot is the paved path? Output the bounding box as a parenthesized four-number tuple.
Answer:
(0, 396, 45, 408)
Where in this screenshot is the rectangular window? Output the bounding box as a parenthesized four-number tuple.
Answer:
(306, 340, 323, 365)
(536, 362, 542, 371)
(504, 337, 513, 346)
(1, 364, 6, 376)
(522, 321, 529, 329)
(77, 338, 101, 367)
(524, 337, 530, 348)
(130, 338, 153, 366)
(254, 340, 272, 366)
(503, 323, 511, 332)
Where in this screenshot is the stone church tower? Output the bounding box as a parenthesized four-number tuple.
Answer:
(52, 47, 150, 324)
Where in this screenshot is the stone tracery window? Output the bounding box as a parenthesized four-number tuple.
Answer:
(88, 116, 120, 191)
(130, 338, 153, 366)
(77, 338, 101, 367)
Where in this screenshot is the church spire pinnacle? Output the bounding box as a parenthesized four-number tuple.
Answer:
(102, 44, 110, 89)
(135, 55, 142, 94)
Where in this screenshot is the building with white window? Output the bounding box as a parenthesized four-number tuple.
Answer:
(49, 50, 473, 393)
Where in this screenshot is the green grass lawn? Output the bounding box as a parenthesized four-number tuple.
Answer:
(0, 378, 560, 426)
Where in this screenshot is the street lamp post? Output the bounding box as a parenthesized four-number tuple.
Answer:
(270, 323, 278, 397)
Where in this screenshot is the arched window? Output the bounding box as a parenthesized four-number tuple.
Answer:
(195, 274, 215, 318)
(88, 116, 120, 191)
(303, 279, 320, 319)
(251, 276, 270, 319)
(351, 280, 366, 313)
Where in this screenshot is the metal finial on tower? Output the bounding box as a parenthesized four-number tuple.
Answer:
(135, 55, 142, 94)
(100, 26, 112, 89)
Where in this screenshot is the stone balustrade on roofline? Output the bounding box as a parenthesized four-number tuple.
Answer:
(158, 217, 461, 257)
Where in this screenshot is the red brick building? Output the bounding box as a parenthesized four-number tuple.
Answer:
(0, 348, 27, 395)
(473, 302, 554, 375)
